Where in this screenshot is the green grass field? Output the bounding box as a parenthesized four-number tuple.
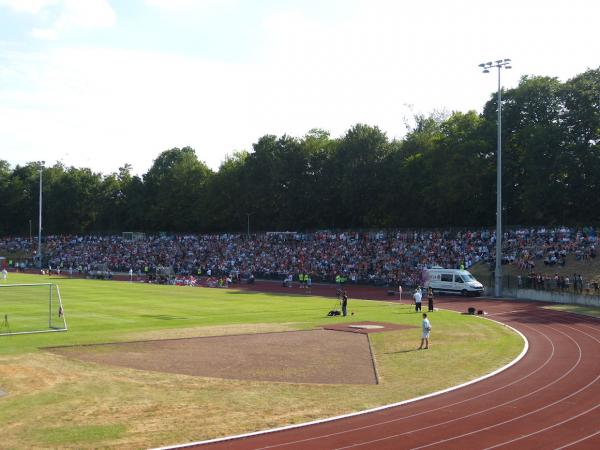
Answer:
(0, 283, 66, 334)
(543, 304, 600, 317)
(0, 273, 524, 449)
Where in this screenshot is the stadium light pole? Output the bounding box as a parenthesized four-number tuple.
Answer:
(479, 59, 511, 297)
(37, 163, 44, 269)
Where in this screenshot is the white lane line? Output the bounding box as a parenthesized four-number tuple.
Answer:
(153, 312, 529, 450)
(541, 307, 600, 321)
(252, 323, 547, 450)
(484, 404, 600, 449)
(482, 320, 600, 449)
(554, 429, 600, 450)
(333, 323, 582, 450)
(408, 324, 598, 450)
(486, 309, 530, 316)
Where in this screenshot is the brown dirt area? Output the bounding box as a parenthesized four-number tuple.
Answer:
(46, 329, 378, 385)
(123, 323, 299, 341)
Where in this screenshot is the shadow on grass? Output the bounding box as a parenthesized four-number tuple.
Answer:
(225, 290, 310, 298)
(396, 309, 424, 315)
(139, 315, 189, 320)
(225, 290, 264, 295)
(384, 348, 421, 354)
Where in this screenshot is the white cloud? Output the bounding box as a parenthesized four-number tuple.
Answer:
(145, 0, 238, 13)
(1, 0, 599, 175)
(0, 0, 58, 14)
(0, 0, 116, 39)
(0, 46, 257, 173)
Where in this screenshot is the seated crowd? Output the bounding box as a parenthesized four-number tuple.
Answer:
(0, 227, 597, 290)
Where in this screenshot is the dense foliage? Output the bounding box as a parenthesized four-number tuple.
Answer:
(1, 68, 599, 235)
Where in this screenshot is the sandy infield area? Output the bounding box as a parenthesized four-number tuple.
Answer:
(47, 329, 378, 384)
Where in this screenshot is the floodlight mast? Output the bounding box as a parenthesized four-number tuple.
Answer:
(37, 166, 43, 269)
(480, 59, 511, 297)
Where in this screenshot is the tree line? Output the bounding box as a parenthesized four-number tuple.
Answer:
(1, 68, 599, 236)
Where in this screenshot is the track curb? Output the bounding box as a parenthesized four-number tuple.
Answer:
(153, 308, 529, 450)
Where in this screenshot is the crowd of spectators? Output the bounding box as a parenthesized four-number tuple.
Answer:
(1, 227, 597, 290)
(517, 272, 600, 295)
(502, 227, 597, 271)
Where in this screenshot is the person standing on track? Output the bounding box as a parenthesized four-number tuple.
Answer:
(427, 287, 434, 312)
(414, 287, 422, 312)
(419, 313, 431, 349)
(341, 290, 348, 317)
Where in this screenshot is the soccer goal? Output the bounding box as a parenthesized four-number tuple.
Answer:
(0, 283, 68, 336)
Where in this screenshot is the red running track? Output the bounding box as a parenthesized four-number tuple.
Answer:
(160, 283, 600, 450)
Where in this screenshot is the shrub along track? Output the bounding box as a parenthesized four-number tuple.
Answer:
(163, 282, 600, 450)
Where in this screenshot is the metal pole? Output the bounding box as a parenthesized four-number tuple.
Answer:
(480, 59, 510, 297)
(38, 169, 43, 269)
(246, 213, 250, 238)
(495, 66, 503, 297)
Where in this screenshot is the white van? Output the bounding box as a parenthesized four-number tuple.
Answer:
(423, 268, 484, 297)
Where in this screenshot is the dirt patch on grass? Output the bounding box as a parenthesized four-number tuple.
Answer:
(46, 330, 377, 385)
(0, 353, 81, 395)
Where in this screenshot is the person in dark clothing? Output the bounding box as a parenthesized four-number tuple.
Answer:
(427, 287, 434, 312)
(341, 291, 348, 317)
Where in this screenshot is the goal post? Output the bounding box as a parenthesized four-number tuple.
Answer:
(0, 283, 68, 336)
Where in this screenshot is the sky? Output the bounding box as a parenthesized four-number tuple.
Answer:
(1, 0, 599, 175)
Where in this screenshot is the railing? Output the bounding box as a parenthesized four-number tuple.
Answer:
(485, 273, 600, 306)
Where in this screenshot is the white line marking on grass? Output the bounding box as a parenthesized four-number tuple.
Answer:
(152, 308, 529, 450)
(330, 323, 576, 450)
(251, 324, 551, 450)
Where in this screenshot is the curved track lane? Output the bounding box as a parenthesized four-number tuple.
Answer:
(168, 294, 600, 450)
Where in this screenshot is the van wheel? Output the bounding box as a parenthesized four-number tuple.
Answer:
(461, 289, 468, 297)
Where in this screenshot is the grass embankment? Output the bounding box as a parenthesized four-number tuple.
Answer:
(470, 253, 600, 285)
(0, 273, 523, 449)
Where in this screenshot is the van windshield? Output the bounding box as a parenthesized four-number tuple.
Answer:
(461, 274, 475, 282)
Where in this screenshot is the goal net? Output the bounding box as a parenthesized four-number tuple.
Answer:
(0, 283, 68, 336)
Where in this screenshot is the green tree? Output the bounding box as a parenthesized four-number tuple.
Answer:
(203, 151, 249, 232)
(143, 147, 213, 231)
(333, 124, 391, 227)
(45, 166, 103, 233)
(559, 68, 600, 222)
(484, 75, 565, 224)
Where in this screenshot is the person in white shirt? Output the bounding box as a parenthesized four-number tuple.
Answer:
(398, 284, 403, 303)
(413, 287, 422, 312)
(1, 268, 7, 282)
(419, 313, 431, 349)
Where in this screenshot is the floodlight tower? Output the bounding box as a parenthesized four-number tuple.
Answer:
(37, 163, 44, 269)
(479, 59, 511, 297)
